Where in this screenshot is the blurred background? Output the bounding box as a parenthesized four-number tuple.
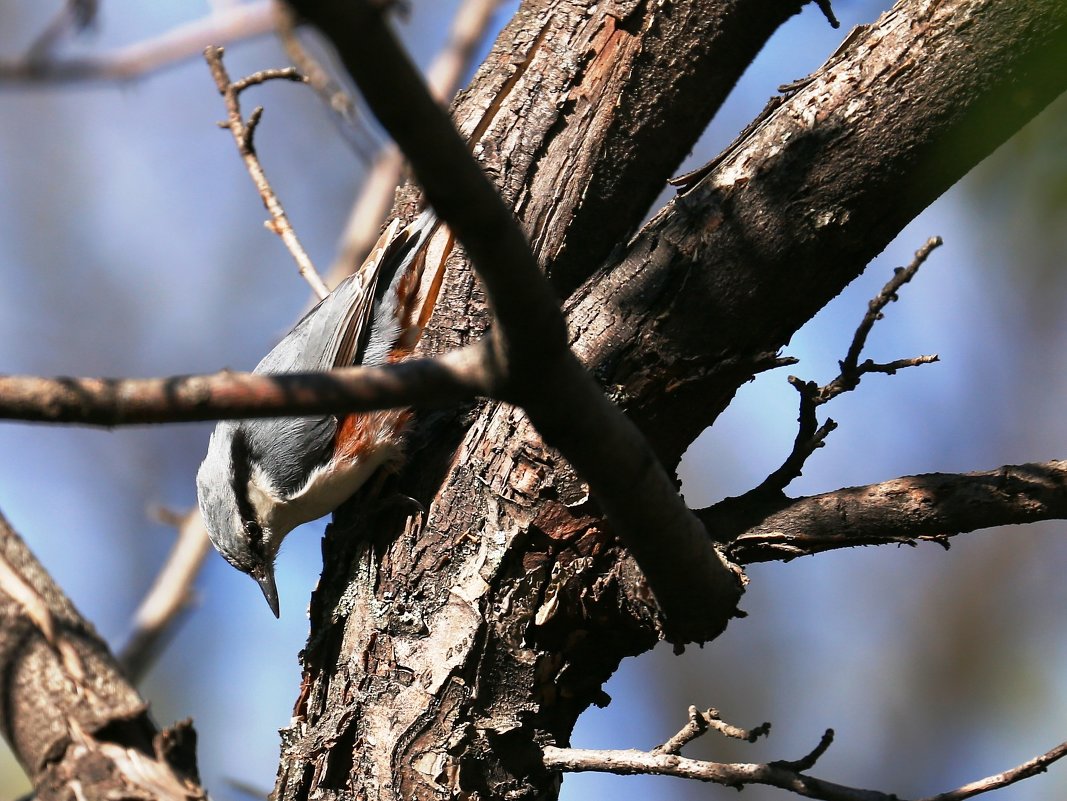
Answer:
(0, 1, 1065, 799)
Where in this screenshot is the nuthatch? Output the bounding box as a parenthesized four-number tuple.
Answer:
(196, 211, 451, 616)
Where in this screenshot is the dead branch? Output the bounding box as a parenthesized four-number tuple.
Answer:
(714, 460, 1067, 563)
(746, 238, 942, 497)
(653, 706, 771, 755)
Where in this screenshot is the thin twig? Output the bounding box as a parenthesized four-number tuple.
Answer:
(745, 238, 943, 496)
(653, 706, 770, 755)
(543, 731, 1067, 801)
(325, 0, 505, 287)
(824, 237, 944, 401)
(204, 46, 331, 299)
(0, 2, 275, 84)
(118, 509, 212, 684)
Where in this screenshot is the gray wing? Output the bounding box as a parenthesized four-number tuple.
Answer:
(239, 414, 337, 498)
(254, 211, 435, 375)
(243, 274, 371, 498)
(244, 212, 436, 498)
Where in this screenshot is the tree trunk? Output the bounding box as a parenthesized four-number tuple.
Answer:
(273, 0, 1067, 799)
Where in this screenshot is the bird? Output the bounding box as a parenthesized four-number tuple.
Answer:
(196, 210, 452, 616)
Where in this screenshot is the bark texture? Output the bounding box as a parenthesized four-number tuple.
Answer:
(273, 1, 1067, 800)
(0, 512, 204, 801)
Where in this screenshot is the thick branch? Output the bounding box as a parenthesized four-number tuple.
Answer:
(0, 509, 204, 799)
(565, 0, 1067, 467)
(270, 1, 1067, 798)
(706, 461, 1067, 563)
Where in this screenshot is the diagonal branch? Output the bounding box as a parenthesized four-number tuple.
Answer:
(22, 0, 99, 64)
(0, 509, 205, 799)
(274, 4, 378, 162)
(204, 46, 331, 299)
(324, 0, 505, 286)
(0, 2, 275, 84)
(118, 509, 211, 685)
(284, 0, 741, 643)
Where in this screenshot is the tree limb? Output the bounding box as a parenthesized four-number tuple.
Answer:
(0, 509, 205, 800)
(715, 460, 1067, 563)
(266, 1, 1067, 796)
(542, 736, 1067, 801)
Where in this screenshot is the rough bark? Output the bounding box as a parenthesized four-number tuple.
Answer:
(713, 461, 1067, 563)
(0, 511, 204, 801)
(273, 1, 1067, 801)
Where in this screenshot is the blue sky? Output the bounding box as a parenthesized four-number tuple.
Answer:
(0, 2, 1065, 799)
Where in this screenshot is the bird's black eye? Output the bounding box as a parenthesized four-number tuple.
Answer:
(245, 519, 265, 547)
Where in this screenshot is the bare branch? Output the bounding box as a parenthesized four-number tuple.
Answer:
(822, 237, 944, 402)
(118, 509, 211, 685)
(711, 460, 1067, 563)
(543, 731, 1067, 801)
(204, 46, 331, 299)
(749, 377, 839, 497)
(0, 342, 493, 425)
(653, 706, 770, 756)
(742, 239, 943, 497)
(285, 0, 742, 643)
(0, 509, 205, 799)
(0, 3, 275, 84)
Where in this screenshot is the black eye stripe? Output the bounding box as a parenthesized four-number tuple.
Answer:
(229, 428, 264, 546)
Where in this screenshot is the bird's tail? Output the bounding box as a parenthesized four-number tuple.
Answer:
(365, 210, 454, 364)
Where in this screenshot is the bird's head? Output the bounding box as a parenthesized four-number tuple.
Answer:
(196, 421, 282, 617)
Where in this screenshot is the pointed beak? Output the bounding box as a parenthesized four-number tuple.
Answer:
(254, 567, 281, 618)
